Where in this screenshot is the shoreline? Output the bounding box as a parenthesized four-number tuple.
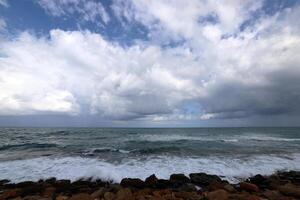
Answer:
(1, 171, 300, 200)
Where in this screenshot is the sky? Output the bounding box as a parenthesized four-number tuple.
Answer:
(0, 0, 300, 127)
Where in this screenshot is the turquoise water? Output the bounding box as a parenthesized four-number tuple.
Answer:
(0, 127, 300, 182)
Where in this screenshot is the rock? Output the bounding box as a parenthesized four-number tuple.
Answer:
(43, 187, 56, 197)
(104, 192, 115, 200)
(174, 191, 199, 200)
(177, 183, 197, 192)
(56, 195, 69, 200)
(0, 179, 10, 185)
(156, 179, 172, 189)
(189, 173, 222, 186)
(223, 184, 236, 193)
(249, 174, 270, 189)
(240, 182, 259, 192)
(207, 189, 228, 200)
(22, 195, 51, 200)
(169, 174, 190, 185)
(278, 183, 300, 198)
(120, 178, 145, 188)
(0, 189, 21, 199)
(145, 174, 159, 187)
(277, 171, 300, 184)
(116, 188, 133, 200)
(91, 188, 105, 199)
(45, 178, 57, 185)
(209, 181, 225, 191)
(263, 190, 291, 200)
(134, 188, 152, 199)
(69, 193, 92, 200)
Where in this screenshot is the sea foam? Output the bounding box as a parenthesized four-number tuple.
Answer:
(1, 154, 300, 183)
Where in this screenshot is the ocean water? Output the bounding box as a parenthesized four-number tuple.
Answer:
(0, 127, 300, 183)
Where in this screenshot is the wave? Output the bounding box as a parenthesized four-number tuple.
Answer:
(133, 134, 300, 143)
(0, 143, 58, 151)
(1, 154, 300, 183)
(82, 148, 131, 155)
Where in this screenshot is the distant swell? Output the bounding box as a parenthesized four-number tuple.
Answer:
(0, 143, 58, 151)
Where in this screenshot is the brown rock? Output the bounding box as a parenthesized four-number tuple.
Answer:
(56, 195, 69, 200)
(43, 187, 56, 197)
(223, 184, 236, 193)
(69, 193, 92, 200)
(116, 188, 133, 200)
(104, 192, 115, 200)
(175, 191, 199, 199)
(91, 188, 105, 199)
(240, 182, 259, 192)
(278, 183, 300, 198)
(263, 190, 291, 200)
(0, 188, 21, 199)
(189, 173, 222, 187)
(207, 189, 228, 200)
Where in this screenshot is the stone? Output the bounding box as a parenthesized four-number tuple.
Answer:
(189, 173, 222, 186)
(207, 189, 228, 200)
(120, 178, 145, 188)
(263, 190, 291, 200)
(56, 195, 69, 200)
(145, 174, 159, 187)
(169, 174, 190, 185)
(240, 182, 259, 192)
(69, 193, 92, 200)
(174, 191, 199, 199)
(104, 192, 115, 200)
(91, 188, 106, 199)
(223, 184, 236, 193)
(43, 187, 56, 197)
(0, 189, 21, 199)
(177, 183, 197, 192)
(116, 188, 133, 200)
(278, 183, 300, 198)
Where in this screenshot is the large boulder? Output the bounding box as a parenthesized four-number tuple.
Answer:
(207, 189, 228, 200)
(189, 173, 222, 186)
(239, 182, 259, 192)
(120, 178, 145, 188)
(169, 174, 190, 185)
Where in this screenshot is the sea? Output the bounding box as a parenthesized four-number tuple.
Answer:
(0, 127, 300, 183)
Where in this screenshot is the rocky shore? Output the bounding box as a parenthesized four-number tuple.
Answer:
(1, 171, 300, 200)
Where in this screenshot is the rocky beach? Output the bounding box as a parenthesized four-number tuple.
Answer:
(1, 171, 300, 200)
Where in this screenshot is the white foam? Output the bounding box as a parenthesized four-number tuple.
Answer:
(1, 154, 300, 183)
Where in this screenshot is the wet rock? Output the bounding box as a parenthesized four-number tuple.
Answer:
(169, 174, 190, 185)
(189, 173, 222, 187)
(278, 171, 300, 184)
(207, 189, 228, 200)
(45, 178, 57, 185)
(116, 188, 133, 200)
(249, 174, 270, 189)
(145, 174, 159, 188)
(156, 179, 172, 189)
(177, 183, 197, 192)
(120, 178, 145, 188)
(69, 193, 92, 200)
(240, 182, 259, 192)
(278, 183, 300, 198)
(22, 195, 51, 200)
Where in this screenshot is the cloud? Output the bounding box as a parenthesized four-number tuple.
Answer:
(0, 0, 8, 7)
(37, 0, 110, 27)
(0, 0, 300, 124)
